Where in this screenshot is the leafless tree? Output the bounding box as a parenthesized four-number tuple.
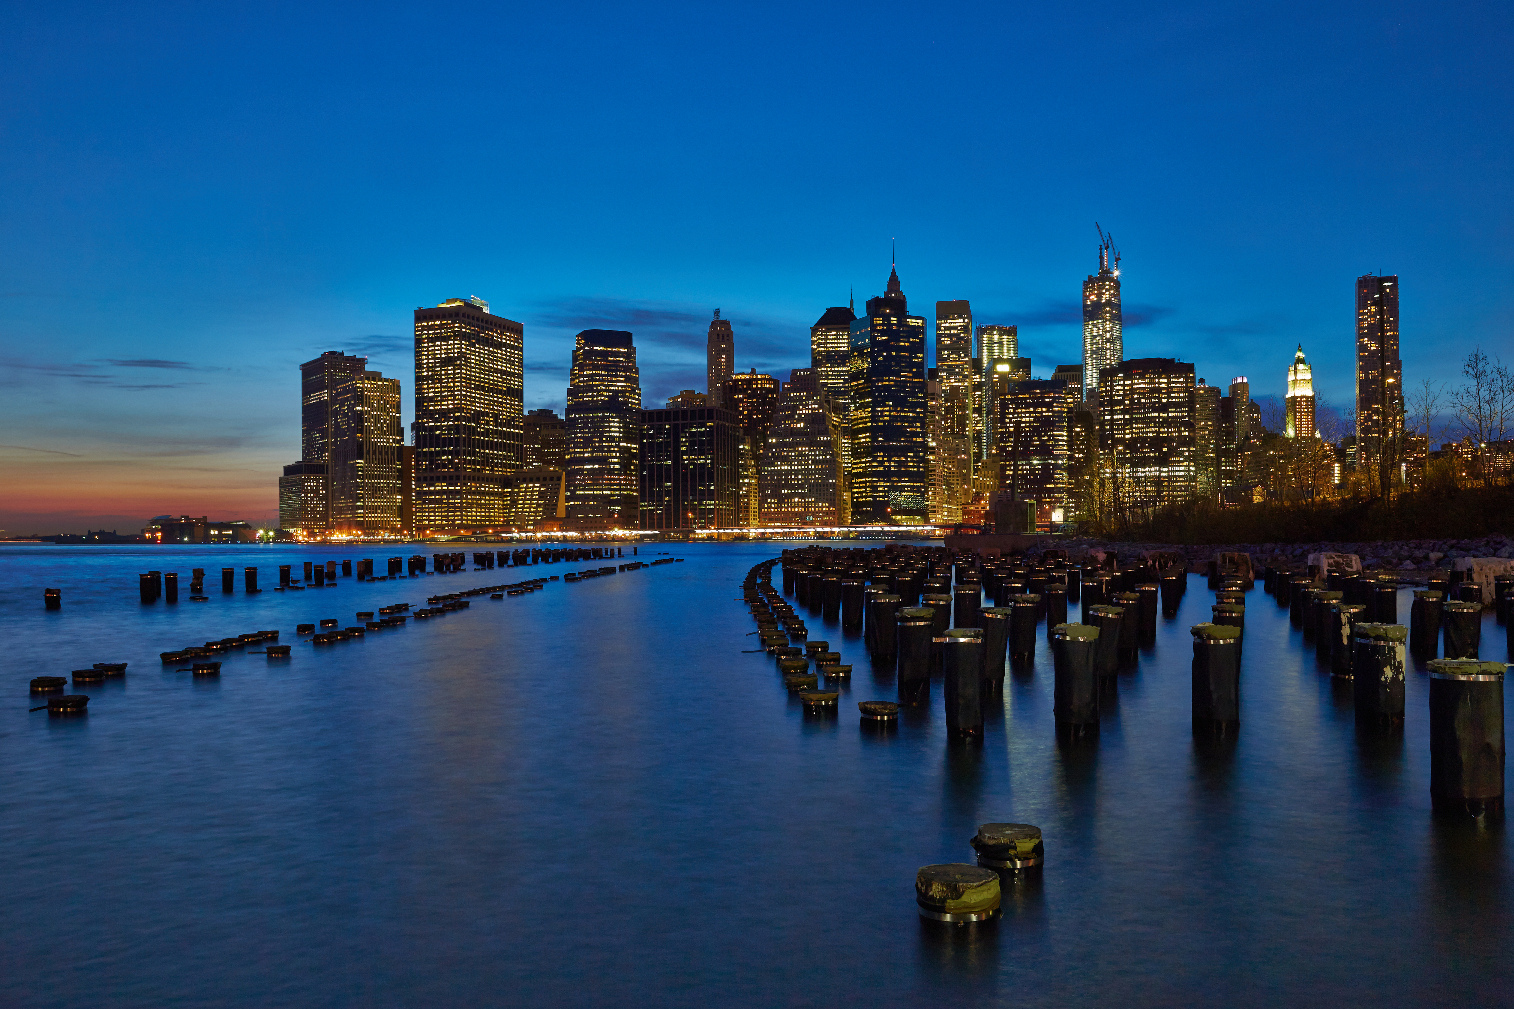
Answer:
(1407, 376, 1446, 448)
(1450, 348, 1514, 484)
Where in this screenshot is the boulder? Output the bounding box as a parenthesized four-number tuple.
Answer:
(1450, 557, 1514, 600)
(1307, 552, 1362, 576)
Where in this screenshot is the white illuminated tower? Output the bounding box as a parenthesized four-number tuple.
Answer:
(1285, 345, 1316, 439)
(1082, 226, 1123, 406)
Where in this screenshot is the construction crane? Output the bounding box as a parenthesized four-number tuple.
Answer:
(1095, 222, 1120, 274)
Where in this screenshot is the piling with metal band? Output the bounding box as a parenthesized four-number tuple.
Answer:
(1051, 623, 1100, 738)
(1134, 583, 1159, 646)
(1088, 605, 1123, 682)
(978, 606, 1011, 698)
(1080, 575, 1108, 624)
(139, 573, 157, 603)
(923, 593, 952, 673)
(1371, 583, 1398, 625)
(818, 663, 851, 681)
(1009, 595, 1039, 665)
(940, 629, 985, 740)
(1306, 590, 1340, 646)
(1411, 591, 1444, 659)
(1456, 582, 1484, 606)
(868, 595, 901, 663)
(897, 607, 935, 706)
(1330, 603, 1367, 677)
(822, 576, 842, 620)
(31, 676, 68, 693)
(915, 863, 1001, 923)
(841, 580, 864, 632)
(804, 640, 829, 656)
(1042, 583, 1068, 637)
(1113, 592, 1141, 661)
(953, 584, 981, 629)
(1352, 623, 1407, 727)
(1191, 623, 1242, 734)
(1442, 601, 1483, 659)
(48, 695, 88, 716)
(164, 572, 178, 603)
(192, 660, 221, 676)
(777, 656, 811, 675)
(1066, 566, 1081, 603)
(858, 700, 898, 725)
(800, 689, 839, 716)
(1495, 576, 1514, 625)
(1427, 659, 1505, 817)
(970, 823, 1043, 872)
(1289, 576, 1314, 627)
(44, 588, 61, 610)
(783, 673, 818, 692)
(244, 567, 258, 593)
(806, 573, 825, 613)
(266, 644, 291, 658)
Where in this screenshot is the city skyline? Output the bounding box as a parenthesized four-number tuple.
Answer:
(1, 2, 1508, 531)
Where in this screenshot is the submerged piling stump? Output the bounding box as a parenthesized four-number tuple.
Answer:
(1352, 623, 1407, 728)
(1192, 623, 1242, 736)
(1051, 623, 1100, 739)
(1428, 659, 1505, 818)
(1443, 601, 1483, 659)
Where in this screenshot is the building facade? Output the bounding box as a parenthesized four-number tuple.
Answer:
(760, 369, 846, 526)
(1193, 379, 1221, 498)
(279, 461, 326, 532)
(1285, 345, 1316, 439)
(706, 310, 734, 407)
(810, 305, 856, 405)
(329, 370, 403, 534)
(412, 297, 524, 532)
(523, 408, 566, 471)
(293, 351, 366, 530)
(565, 329, 642, 530)
(976, 325, 1018, 460)
(1355, 274, 1403, 474)
(722, 370, 780, 526)
(1082, 236, 1123, 406)
(997, 378, 1075, 526)
(847, 267, 928, 524)
(638, 406, 739, 530)
(932, 301, 974, 524)
(1098, 358, 1196, 513)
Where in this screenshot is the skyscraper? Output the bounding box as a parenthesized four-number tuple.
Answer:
(523, 409, 566, 472)
(295, 350, 366, 530)
(997, 379, 1076, 527)
(412, 297, 524, 532)
(760, 368, 846, 526)
(329, 370, 403, 534)
(975, 325, 1018, 459)
(722, 369, 781, 526)
(1098, 358, 1195, 513)
(638, 404, 739, 530)
(1356, 274, 1403, 473)
(1051, 364, 1084, 404)
(706, 310, 734, 407)
(1285, 345, 1316, 439)
(1193, 379, 1221, 498)
(847, 265, 927, 524)
(984, 356, 1031, 459)
(810, 305, 856, 404)
(565, 329, 642, 529)
(936, 301, 973, 377)
(1082, 230, 1123, 406)
(933, 300, 974, 523)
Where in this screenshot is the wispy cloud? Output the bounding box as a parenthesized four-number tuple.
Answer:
(0, 355, 206, 390)
(101, 358, 198, 370)
(985, 299, 1174, 330)
(0, 443, 84, 457)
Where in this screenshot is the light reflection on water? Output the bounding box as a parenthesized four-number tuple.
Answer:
(0, 543, 1509, 1006)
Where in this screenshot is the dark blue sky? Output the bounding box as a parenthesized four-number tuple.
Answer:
(1, 1, 1510, 530)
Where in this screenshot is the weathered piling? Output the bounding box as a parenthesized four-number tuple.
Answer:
(822, 576, 842, 621)
(841, 580, 864, 632)
(1043, 583, 1068, 637)
(1372, 583, 1398, 625)
(44, 588, 61, 610)
(1009, 594, 1039, 665)
(244, 567, 258, 593)
(48, 695, 89, 716)
(868, 594, 902, 664)
(139, 572, 157, 603)
(31, 676, 68, 693)
(953, 584, 981, 630)
(1135, 583, 1159, 646)
(1330, 602, 1367, 677)
(266, 644, 291, 658)
(221, 567, 235, 593)
(1496, 575, 1514, 624)
(1089, 605, 1123, 683)
(800, 689, 839, 716)
(1051, 623, 1100, 738)
(858, 700, 898, 726)
(314, 565, 326, 587)
(1308, 590, 1341, 645)
(970, 823, 1043, 873)
(915, 863, 1000, 924)
(192, 660, 222, 676)
(1442, 601, 1482, 659)
(1428, 659, 1505, 817)
(1113, 592, 1141, 662)
(897, 607, 935, 706)
(1352, 623, 1407, 728)
(1411, 590, 1444, 659)
(978, 606, 1011, 699)
(1191, 623, 1242, 735)
(806, 573, 825, 613)
(164, 571, 178, 603)
(941, 629, 985, 740)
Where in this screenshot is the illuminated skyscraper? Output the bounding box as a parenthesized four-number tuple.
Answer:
(933, 301, 974, 523)
(706, 310, 734, 407)
(997, 379, 1075, 526)
(847, 265, 927, 524)
(279, 461, 326, 532)
(936, 301, 973, 378)
(1356, 275, 1402, 471)
(412, 297, 524, 532)
(1098, 358, 1195, 513)
(975, 325, 1018, 459)
(761, 369, 846, 526)
(1285, 345, 1316, 439)
(1082, 230, 1123, 405)
(1193, 379, 1221, 497)
(330, 370, 403, 534)
(984, 356, 1031, 459)
(565, 329, 642, 530)
(1051, 364, 1084, 403)
(723, 369, 781, 526)
(639, 405, 739, 530)
(810, 305, 856, 404)
(293, 350, 366, 531)
(523, 408, 566, 471)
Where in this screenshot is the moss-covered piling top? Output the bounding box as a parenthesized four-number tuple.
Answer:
(1191, 623, 1243, 640)
(1352, 622, 1407, 642)
(1089, 605, 1125, 617)
(1051, 623, 1101, 642)
(939, 628, 983, 642)
(1413, 590, 1445, 600)
(1426, 659, 1506, 677)
(1315, 591, 1345, 602)
(897, 607, 935, 622)
(1444, 601, 1483, 613)
(975, 822, 1043, 854)
(1011, 594, 1043, 604)
(915, 864, 1001, 911)
(980, 606, 1014, 617)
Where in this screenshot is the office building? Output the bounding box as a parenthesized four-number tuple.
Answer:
(706, 310, 734, 407)
(287, 351, 366, 531)
(412, 296, 524, 532)
(761, 369, 846, 526)
(976, 325, 1018, 459)
(1082, 232, 1123, 405)
(523, 409, 567, 472)
(565, 329, 642, 530)
(639, 405, 739, 530)
(984, 356, 1032, 458)
(1051, 364, 1084, 404)
(279, 461, 326, 532)
(723, 370, 780, 526)
(933, 301, 974, 522)
(505, 468, 565, 530)
(329, 370, 403, 534)
(997, 379, 1075, 527)
(1356, 275, 1402, 471)
(1098, 358, 1195, 513)
(810, 304, 856, 404)
(1193, 380, 1221, 498)
(847, 266, 928, 523)
(666, 390, 710, 408)
(1285, 345, 1316, 439)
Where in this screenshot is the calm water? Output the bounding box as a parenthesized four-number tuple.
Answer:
(1, 543, 1509, 1007)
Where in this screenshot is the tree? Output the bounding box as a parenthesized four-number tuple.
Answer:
(1406, 376, 1446, 448)
(1450, 348, 1514, 485)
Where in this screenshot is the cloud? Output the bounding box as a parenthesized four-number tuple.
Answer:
(527, 296, 807, 361)
(339, 334, 413, 357)
(982, 299, 1174, 330)
(102, 358, 198, 370)
(0, 443, 84, 457)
